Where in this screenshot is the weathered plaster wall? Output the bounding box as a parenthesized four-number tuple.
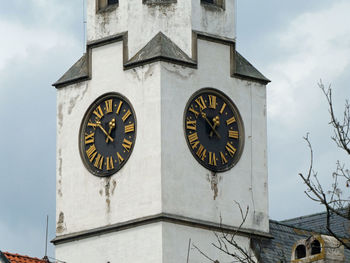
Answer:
(191, 0, 236, 39)
(86, 0, 236, 58)
(56, 36, 267, 239)
(56, 4, 266, 260)
(55, 222, 253, 263)
(87, 0, 192, 57)
(160, 39, 269, 232)
(55, 222, 163, 263)
(56, 41, 162, 235)
(162, 222, 253, 262)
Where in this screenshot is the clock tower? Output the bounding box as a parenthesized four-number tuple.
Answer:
(53, 0, 270, 262)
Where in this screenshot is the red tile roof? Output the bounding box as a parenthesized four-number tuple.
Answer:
(3, 252, 48, 263)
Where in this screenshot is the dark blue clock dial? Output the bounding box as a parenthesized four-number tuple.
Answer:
(184, 88, 244, 172)
(79, 93, 136, 177)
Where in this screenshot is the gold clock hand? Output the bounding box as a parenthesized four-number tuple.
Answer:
(96, 121, 114, 142)
(210, 116, 220, 138)
(200, 111, 221, 139)
(106, 118, 116, 143)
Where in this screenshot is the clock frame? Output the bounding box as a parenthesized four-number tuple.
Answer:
(79, 92, 137, 177)
(183, 88, 244, 172)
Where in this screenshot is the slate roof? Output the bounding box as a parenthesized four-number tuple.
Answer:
(0, 252, 49, 263)
(53, 32, 269, 88)
(235, 52, 270, 84)
(253, 220, 350, 262)
(253, 210, 350, 263)
(53, 54, 89, 87)
(124, 32, 196, 69)
(282, 209, 350, 239)
(252, 220, 314, 262)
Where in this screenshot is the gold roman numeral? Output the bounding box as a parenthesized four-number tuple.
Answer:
(208, 95, 216, 109)
(105, 99, 113, 113)
(186, 120, 197, 131)
(195, 96, 207, 110)
(106, 156, 114, 170)
(85, 133, 95, 145)
(94, 153, 104, 170)
(117, 152, 124, 164)
(209, 152, 217, 166)
(122, 109, 131, 122)
(125, 123, 135, 133)
(88, 120, 97, 128)
(188, 132, 199, 149)
(229, 130, 239, 139)
(220, 152, 228, 164)
(220, 103, 226, 114)
(226, 142, 236, 157)
(93, 105, 104, 119)
(116, 101, 123, 114)
(226, 116, 236, 125)
(196, 144, 207, 161)
(122, 138, 133, 152)
(189, 105, 199, 118)
(86, 145, 97, 162)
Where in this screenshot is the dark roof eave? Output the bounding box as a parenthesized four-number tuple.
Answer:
(234, 72, 271, 85)
(124, 56, 197, 70)
(53, 76, 90, 89)
(53, 32, 271, 89)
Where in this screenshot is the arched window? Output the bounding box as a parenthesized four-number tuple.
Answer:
(201, 0, 224, 8)
(295, 245, 306, 259)
(311, 240, 321, 255)
(98, 0, 118, 11)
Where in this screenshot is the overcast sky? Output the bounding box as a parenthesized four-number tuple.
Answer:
(0, 0, 349, 259)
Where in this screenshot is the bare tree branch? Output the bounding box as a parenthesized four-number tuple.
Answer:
(299, 82, 350, 250)
(192, 203, 258, 263)
(319, 81, 350, 155)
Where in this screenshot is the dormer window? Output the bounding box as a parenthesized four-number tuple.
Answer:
(311, 240, 321, 255)
(201, 0, 224, 8)
(295, 245, 306, 259)
(291, 236, 329, 263)
(98, 0, 118, 12)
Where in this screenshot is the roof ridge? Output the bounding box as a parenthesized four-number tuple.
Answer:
(281, 208, 348, 223)
(281, 211, 326, 223)
(270, 219, 319, 232)
(124, 31, 196, 69)
(270, 219, 339, 237)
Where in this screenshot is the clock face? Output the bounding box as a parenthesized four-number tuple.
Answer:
(79, 93, 136, 177)
(184, 88, 244, 172)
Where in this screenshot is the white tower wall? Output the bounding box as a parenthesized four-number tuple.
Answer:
(87, 0, 236, 57)
(54, 1, 269, 262)
(161, 39, 268, 231)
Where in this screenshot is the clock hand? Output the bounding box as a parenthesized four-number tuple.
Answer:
(210, 116, 220, 138)
(106, 118, 116, 143)
(200, 111, 221, 139)
(96, 120, 114, 142)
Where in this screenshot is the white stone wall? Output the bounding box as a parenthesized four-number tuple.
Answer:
(192, 0, 236, 39)
(57, 39, 268, 237)
(56, 14, 267, 262)
(55, 222, 253, 263)
(162, 222, 253, 263)
(161, 39, 268, 232)
(86, 0, 236, 58)
(56, 41, 163, 235)
(55, 222, 163, 263)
